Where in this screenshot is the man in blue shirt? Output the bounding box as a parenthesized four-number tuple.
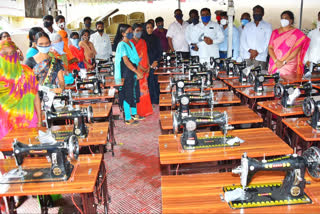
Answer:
(219, 11, 240, 60)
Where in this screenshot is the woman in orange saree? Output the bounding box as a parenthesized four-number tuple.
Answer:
(131, 23, 153, 117)
(268, 11, 310, 79)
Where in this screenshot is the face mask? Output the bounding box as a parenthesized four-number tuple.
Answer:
(37, 45, 51, 54)
(192, 18, 199, 25)
(58, 22, 65, 29)
(157, 25, 164, 29)
(220, 19, 228, 26)
(52, 41, 64, 55)
(201, 16, 211, 23)
(85, 23, 91, 28)
(280, 19, 290, 27)
(97, 29, 104, 33)
(175, 14, 183, 20)
(82, 36, 89, 41)
(241, 19, 249, 26)
(44, 21, 53, 28)
(253, 14, 263, 22)
(134, 31, 142, 39)
(126, 32, 134, 40)
(216, 16, 221, 22)
(70, 38, 80, 47)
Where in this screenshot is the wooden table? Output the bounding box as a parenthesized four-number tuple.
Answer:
(72, 89, 114, 102)
(257, 98, 304, 138)
(160, 81, 229, 93)
(282, 117, 320, 152)
(154, 67, 183, 75)
(159, 105, 263, 132)
(161, 171, 320, 213)
(158, 127, 292, 175)
(236, 86, 275, 109)
(0, 154, 108, 214)
(159, 91, 241, 109)
(0, 122, 110, 154)
(223, 79, 275, 89)
(104, 77, 124, 87)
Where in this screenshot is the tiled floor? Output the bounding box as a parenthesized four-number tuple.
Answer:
(16, 105, 162, 214)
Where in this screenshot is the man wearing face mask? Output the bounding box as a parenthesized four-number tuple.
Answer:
(55, 15, 72, 38)
(166, 9, 190, 58)
(153, 17, 169, 52)
(304, 11, 320, 66)
(219, 12, 240, 60)
(240, 5, 272, 69)
(79, 17, 95, 36)
(43, 15, 56, 36)
(238, 12, 251, 35)
(196, 8, 224, 64)
(90, 21, 112, 61)
(185, 9, 200, 57)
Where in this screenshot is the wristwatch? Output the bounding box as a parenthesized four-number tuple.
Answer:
(283, 60, 287, 65)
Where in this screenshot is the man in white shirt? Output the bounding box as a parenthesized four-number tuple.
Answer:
(166, 9, 190, 59)
(90, 21, 112, 61)
(55, 15, 72, 37)
(304, 11, 320, 65)
(196, 8, 224, 64)
(240, 5, 272, 69)
(185, 9, 200, 56)
(238, 13, 251, 36)
(43, 15, 56, 36)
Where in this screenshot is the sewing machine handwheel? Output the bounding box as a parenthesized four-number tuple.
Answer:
(87, 106, 93, 123)
(274, 83, 284, 98)
(68, 135, 79, 160)
(173, 112, 179, 134)
(303, 146, 320, 179)
(171, 90, 177, 107)
(248, 73, 255, 84)
(303, 97, 315, 117)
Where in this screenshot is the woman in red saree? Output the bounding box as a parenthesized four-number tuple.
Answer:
(268, 11, 310, 79)
(131, 23, 153, 117)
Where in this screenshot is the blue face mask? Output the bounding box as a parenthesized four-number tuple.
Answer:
(201, 16, 211, 23)
(241, 19, 249, 26)
(126, 32, 134, 40)
(134, 31, 142, 39)
(37, 45, 51, 54)
(70, 38, 80, 48)
(175, 14, 183, 21)
(52, 41, 64, 55)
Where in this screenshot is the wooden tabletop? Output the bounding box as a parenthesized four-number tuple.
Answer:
(0, 154, 102, 196)
(236, 86, 275, 99)
(223, 79, 275, 89)
(257, 98, 304, 117)
(104, 77, 124, 87)
(161, 171, 320, 213)
(158, 127, 293, 164)
(282, 117, 320, 142)
(73, 89, 114, 101)
(0, 122, 109, 152)
(159, 92, 241, 107)
(159, 105, 263, 130)
(160, 81, 229, 93)
(154, 67, 183, 75)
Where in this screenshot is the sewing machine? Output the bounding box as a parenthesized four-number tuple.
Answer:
(95, 57, 114, 76)
(224, 58, 235, 77)
(224, 146, 320, 209)
(172, 90, 215, 115)
(248, 72, 280, 94)
(274, 82, 313, 108)
(303, 96, 320, 129)
(0, 135, 79, 184)
(75, 76, 105, 95)
(162, 52, 176, 68)
(46, 106, 93, 138)
(187, 65, 214, 86)
(209, 57, 222, 78)
(189, 55, 200, 66)
(173, 111, 238, 150)
(39, 86, 73, 112)
(170, 77, 206, 97)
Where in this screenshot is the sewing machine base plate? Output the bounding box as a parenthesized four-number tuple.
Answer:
(181, 136, 239, 150)
(223, 182, 312, 209)
(52, 131, 73, 141)
(189, 111, 220, 118)
(0, 166, 74, 184)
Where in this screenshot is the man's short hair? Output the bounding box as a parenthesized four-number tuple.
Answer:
(55, 15, 65, 23)
(96, 21, 104, 27)
(43, 15, 53, 22)
(84, 17, 92, 22)
(155, 17, 164, 24)
(253, 5, 265, 15)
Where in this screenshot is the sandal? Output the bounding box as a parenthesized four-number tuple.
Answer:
(125, 119, 139, 125)
(132, 115, 145, 121)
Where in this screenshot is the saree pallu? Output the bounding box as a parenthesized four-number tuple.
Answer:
(0, 53, 38, 140)
(268, 28, 310, 76)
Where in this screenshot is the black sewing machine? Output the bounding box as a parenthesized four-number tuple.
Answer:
(173, 111, 238, 150)
(170, 77, 206, 98)
(75, 76, 105, 95)
(189, 55, 200, 66)
(187, 65, 214, 86)
(303, 96, 320, 129)
(46, 106, 93, 138)
(248, 72, 280, 94)
(224, 58, 235, 77)
(209, 57, 222, 78)
(0, 135, 79, 184)
(162, 51, 176, 67)
(172, 90, 215, 115)
(94, 57, 114, 76)
(224, 147, 320, 209)
(274, 82, 313, 108)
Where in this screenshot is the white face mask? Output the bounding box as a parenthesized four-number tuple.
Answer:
(58, 22, 65, 29)
(220, 19, 228, 26)
(280, 19, 290, 27)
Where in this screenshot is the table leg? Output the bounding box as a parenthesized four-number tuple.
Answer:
(81, 193, 96, 214)
(266, 111, 272, 130)
(276, 116, 283, 138)
(100, 161, 110, 213)
(38, 195, 51, 214)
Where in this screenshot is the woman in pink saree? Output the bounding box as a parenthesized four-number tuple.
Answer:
(268, 11, 310, 78)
